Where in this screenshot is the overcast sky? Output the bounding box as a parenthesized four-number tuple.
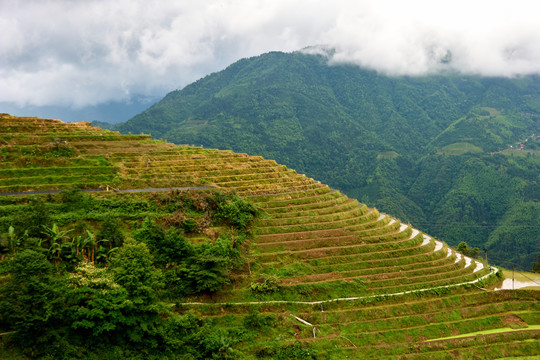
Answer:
(2, 0, 540, 110)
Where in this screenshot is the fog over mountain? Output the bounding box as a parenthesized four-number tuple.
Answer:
(2, 0, 540, 115)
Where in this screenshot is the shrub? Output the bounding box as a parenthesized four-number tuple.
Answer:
(250, 276, 279, 293)
(457, 241, 481, 258)
(244, 308, 275, 329)
(97, 216, 125, 248)
(212, 193, 259, 230)
(255, 342, 319, 359)
(183, 218, 198, 233)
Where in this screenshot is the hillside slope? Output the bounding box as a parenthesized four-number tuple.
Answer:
(118, 51, 540, 270)
(1, 115, 538, 359)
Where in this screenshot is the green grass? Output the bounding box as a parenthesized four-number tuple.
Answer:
(481, 106, 502, 117)
(376, 151, 399, 159)
(439, 142, 483, 155)
(425, 324, 540, 342)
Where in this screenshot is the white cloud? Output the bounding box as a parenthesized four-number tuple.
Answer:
(1, 0, 540, 108)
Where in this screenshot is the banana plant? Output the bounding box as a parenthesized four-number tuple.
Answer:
(95, 238, 110, 264)
(106, 247, 119, 265)
(60, 240, 81, 266)
(7, 226, 22, 254)
(71, 235, 83, 258)
(81, 230, 96, 264)
(47, 241, 62, 264)
(0, 226, 29, 260)
(43, 224, 72, 265)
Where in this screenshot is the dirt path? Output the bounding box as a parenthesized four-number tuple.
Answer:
(178, 266, 500, 307)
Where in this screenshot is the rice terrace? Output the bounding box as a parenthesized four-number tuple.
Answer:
(0, 114, 538, 359)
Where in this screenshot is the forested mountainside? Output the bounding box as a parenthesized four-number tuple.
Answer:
(1, 115, 539, 359)
(118, 51, 540, 270)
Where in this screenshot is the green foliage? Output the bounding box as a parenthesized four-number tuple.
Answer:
(132, 218, 248, 296)
(133, 217, 166, 249)
(109, 239, 163, 301)
(161, 311, 248, 359)
(486, 201, 540, 269)
(192, 324, 243, 359)
(456, 241, 481, 258)
(182, 217, 198, 233)
(44, 142, 77, 158)
(0, 250, 68, 357)
(243, 308, 275, 329)
(60, 188, 92, 212)
(250, 276, 279, 294)
(0, 244, 251, 358)
(255, 341, 319, 359)
(178, 233, 246, 294)
(21, 198, 52, 238)
(106, 240, 167, 348)
(68, 262, 131, 337)
(97, 216, 125, 248)
(214, 194, 259, 230)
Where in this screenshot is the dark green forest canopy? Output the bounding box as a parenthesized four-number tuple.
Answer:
(118, 51, 540, 270)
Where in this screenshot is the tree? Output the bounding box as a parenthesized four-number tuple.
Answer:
(456, 241, 480, 258)
(110, 239, 163, 299)
(68, 262, 131, 342)
(108, 240, 166, 346)
(0, 226, 27, 260)
(23, 198, 52, 238)
(0, 249, 69, 357)
(97, 216, 125, 248)
(133, 217, 166, 250)
(43, 223, 72, 264)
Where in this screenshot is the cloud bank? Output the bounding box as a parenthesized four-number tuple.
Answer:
(2, 0, 540, 108)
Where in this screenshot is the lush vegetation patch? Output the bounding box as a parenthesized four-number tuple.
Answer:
(438, 142, 483, 155)
(0, 189, 262, 358)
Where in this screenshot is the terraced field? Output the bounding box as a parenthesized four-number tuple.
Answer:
(0, 114, 318, 194)
(1, 114, 538, 359)
(181, 288, 539, 358)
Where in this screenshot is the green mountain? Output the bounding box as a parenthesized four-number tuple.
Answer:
(118, 51, 540, 270)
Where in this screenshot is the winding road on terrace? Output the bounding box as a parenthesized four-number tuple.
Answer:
(1, 186, 505, 306)
(180, 268, 499, 306)
(179, 217, 500, 307)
